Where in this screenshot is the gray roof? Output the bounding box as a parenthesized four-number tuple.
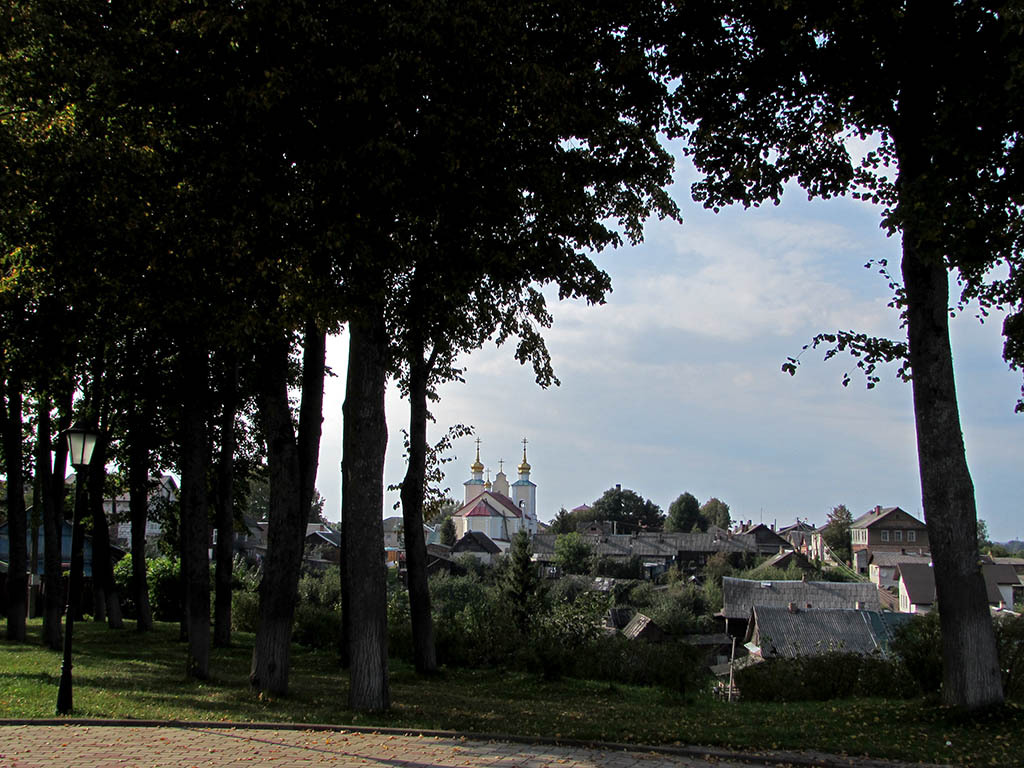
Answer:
(870, 551, 931, 567)
(896, 562, 936, 605)
(530, 530, 757, 563)
(452, 530, 501, 555)
(622, 613, 665, 641)
(722, 577, 880, 619)
(747, 606, 913, 658)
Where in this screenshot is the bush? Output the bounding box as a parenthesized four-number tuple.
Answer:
(112, 554, 183, 623)
(231, 589, 260, 632)
(890, 611, 943, 695)
(292, 602, 341, 649)
(995, 613, 1024, 702)
(735, 652, 918, 702)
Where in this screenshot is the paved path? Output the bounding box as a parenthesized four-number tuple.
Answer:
(0, 723, 943, 768)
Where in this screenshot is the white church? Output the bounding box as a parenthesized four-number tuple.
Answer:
(452, 438, 538, 551)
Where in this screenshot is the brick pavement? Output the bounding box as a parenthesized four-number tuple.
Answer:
(0, 725, 757, 768)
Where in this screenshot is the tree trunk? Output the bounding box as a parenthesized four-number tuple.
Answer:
(214, 358, 239, 648)
(88, 440, 123, 629)
(250, 321, 327, 695)
(901, 241, 1004, 709)
(127, 397, 154, 632)
(399, 329, 438, 673)
(895, 2, 1004, 709)
(36, 395, 64, 649)
(2, 369, 27, 642)
(343, 311, 391, 711)
(179, 347, 211, 679)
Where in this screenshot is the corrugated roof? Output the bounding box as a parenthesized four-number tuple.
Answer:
(722, 577, 879, 619)
(850, 506, 925, 530)
(748, 606, 912, 658)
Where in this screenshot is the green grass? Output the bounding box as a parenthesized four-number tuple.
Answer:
(2, 618, 1022, 766)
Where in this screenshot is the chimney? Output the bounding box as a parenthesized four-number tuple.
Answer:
(615, 483, 621, 491)
(874, 505, 882, 515)
(788, 602, 797, 613)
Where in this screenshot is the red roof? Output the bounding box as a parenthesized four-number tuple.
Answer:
(454, 491, 522, 519)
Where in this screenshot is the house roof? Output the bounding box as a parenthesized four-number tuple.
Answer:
(622, 613, 665, 641)
(382, 516, 403, 533)
(851, 506, 925, 530)
(746, 606, 913, 658)
(721, 577, 880, 619)
(306, 530, 341, 547)
(452, 530, 501, 555)
(870, 551, 931, 568)
(454, 491, 522, 520)
(752, 550, 812, 573)
(897, 562, 937, 605)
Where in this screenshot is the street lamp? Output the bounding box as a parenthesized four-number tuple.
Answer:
(56, 420, 99, 715)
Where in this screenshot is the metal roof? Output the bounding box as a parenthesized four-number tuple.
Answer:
(722, 577, 880, 619)
(747, 606, 913, 658)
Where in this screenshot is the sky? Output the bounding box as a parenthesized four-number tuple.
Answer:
(315, 151, 1024, 543)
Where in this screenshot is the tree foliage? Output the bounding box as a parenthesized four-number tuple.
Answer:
(553, 532, 594, 575)
(666, 492, 703, 532)
(700, 498, 731, 530)
(823, 504, 854, 565)
(588, 487, 665, 531)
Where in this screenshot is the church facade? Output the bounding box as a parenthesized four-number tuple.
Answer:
(452, 439, 538, 550)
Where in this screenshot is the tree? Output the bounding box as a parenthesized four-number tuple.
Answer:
(553, 532, 593, 575)
(504, 530, 542, 636)
(977, 519, 991, 552)
(823, 505, 853, 566)
(661, 0, 1016, 709)
(549, 507, 576, 535)
(589, 487, 666, 531)
(439, 517, 456, 547)
(666, 492, 704, 532)
(701, 498, 731, 530)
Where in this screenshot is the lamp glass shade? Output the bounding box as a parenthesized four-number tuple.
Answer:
(66, 424, 99, 468)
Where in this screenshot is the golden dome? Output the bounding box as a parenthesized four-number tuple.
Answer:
(471, 439, 484, 473)
(518, 440, 531, 473)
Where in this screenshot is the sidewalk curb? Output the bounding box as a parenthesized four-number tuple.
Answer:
(0, 718, 950, 768)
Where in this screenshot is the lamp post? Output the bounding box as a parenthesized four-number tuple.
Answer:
(56, 421, 99, 715)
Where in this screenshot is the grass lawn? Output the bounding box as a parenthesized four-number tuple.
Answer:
(2, 618, 1022, 766)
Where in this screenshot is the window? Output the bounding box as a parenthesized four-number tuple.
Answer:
(881, 530, 890, 542)
(895, 530, 903, 542)
(908, 530, 916, 543)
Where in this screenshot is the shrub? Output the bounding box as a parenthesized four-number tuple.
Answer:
(112, 554, 183, 623)
(735, 652, 917, 702)
(231, 589, 260, 632)
(995, 612, 1024, 702)
(292, 602, 341, 649)
(890, 611, 943, 695)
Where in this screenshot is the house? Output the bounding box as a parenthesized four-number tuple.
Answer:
(720, 576, 881, 638)
(735, 522, 795, 556)
(0, 515, 96, 577)
(751, 548, 813, 575)
(778, 520, 816, 556)
(106, 474, 179, 551)
(530, 529, 757, 577)
(868, 550, 932, 591)
(896, 562, 936, 613)
(744, 605, 913, 659)
(303, 526, 341, 569)
(850, 506, 928, 555)
(896, 561, 1019, 614)
(622, 613, 666, 642)
(808, 523, 844, 565)
(451, 530, 502, 564)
